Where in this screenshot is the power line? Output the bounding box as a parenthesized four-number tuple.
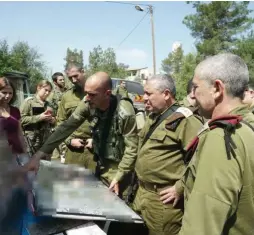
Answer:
(117, 11, 149, 48)
(105, 1, 151, 7)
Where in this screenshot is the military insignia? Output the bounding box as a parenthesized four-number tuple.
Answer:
(175, 107, 193, 118)
(165, 118, 184, 131)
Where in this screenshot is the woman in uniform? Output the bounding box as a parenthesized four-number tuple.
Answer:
(20, 80, 55, 157)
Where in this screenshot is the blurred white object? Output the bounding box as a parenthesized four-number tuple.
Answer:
(67, 222, 106, 235)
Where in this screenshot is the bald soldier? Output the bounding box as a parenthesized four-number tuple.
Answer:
(133, 74, 203, 235)
(178, 53, 254, 235)
(31, 72, 138, 197)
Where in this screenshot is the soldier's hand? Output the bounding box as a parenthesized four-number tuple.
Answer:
(85, 138, 93, 149)
(70, 139, 84, 148)
(159, 185, 180, 207)
(49, 117, 56, 124)
(39, 111, 52, 121)
(109, 179, 119, 196)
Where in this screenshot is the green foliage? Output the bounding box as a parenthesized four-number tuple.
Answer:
(0, 40, 48, 93)
(161, 47, 197, 100)
(87, 45, 128, 78)
(161, 47, 184, 74)
(64, 48, 84, 71)
(184, 1, 254, 58)
(233, 31, 254, 86)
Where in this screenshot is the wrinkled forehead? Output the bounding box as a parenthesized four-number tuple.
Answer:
(144, 80, 159, 92)
(68, 68, 80, 76)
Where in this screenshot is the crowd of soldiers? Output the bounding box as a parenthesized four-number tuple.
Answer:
(3, 52, 254, 235)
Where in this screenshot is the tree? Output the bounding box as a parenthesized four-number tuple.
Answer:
(64, 47, 84, 71)
(0, 40, 48, 93)
(175, 53, 198, 100)
(161, 47, 184, 75)
(161, 46, 197, 100)
(183, 2, 254, 58)
(87, 45, 128, 78)
(234, 31, 254, 85)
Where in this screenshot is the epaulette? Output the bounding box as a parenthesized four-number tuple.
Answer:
(24, 96, 34, 102)
(165, 107, 194, 132)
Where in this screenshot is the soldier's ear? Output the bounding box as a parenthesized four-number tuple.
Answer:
(163, 89, 172, 101)
(106, 90, 112, 96)
(213, 79, 224, 100)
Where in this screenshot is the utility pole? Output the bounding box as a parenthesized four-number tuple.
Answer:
(149, 5, 156, 75)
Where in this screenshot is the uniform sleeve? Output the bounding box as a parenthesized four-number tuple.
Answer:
(56, 95, 67, 125)
(114, 102, 138, 182)
(39, 101, 90, 154)
(179, 131, 243, 235)
(20, 99, 41, 126)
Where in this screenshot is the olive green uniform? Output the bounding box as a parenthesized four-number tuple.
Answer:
(180, 96, 207, 123)
(113, 86, 129, 98)
(247, 103, 254, 114)
(40, 95, 138, 195)
(179, 105, 254, 235)
(47, 87, 67, 115)
(179, 97, 191, 108)
(134, 104, 203, 235)
(47, 87, 67, 160)
(56, 86, 94, 169)
(20, 96, 53, 156)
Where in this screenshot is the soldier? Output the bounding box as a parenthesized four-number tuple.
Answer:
(113, 80, 129, 98)
(47, 72, 67, 161)
(56, 64, 94, 169)
(20, 80, 54, 157)
(133, 74, 203, 235)
(31, 72, 138, 198)
(47, 72, 66, 113)
(180, 79, 207, 123)
(242, 84, 254, 113)
(178, 53, 254, 235)
(179, 79, 197, 108)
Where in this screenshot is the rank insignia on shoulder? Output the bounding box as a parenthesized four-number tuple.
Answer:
(175, 107, 193, 118)
(165, 118, 184, 131)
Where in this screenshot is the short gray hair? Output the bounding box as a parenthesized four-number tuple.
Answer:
(147, 74, 176, 97)
(195, 53, 249, 99)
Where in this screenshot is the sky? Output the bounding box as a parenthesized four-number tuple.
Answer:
(0, 1, 254, 74)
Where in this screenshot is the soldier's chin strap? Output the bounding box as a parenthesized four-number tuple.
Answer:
(184, 115, 243, 164)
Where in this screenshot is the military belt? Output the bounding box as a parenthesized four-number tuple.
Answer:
(139, 180, 169, 193)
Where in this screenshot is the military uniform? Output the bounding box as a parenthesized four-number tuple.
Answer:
(113, 86, 129, 98)
(180, 96, 207, 123)
(179, 97, 191, 108)
(56, 86, 95, 169)
(40, 95, 138, 197)
(47, 87, 67, 160)
(247, 103, 254, 114)
(179, 105, 254, 235)
(134, 103, 203, 235)
(20, 96, 53, 156)
(47, 87, 67, 115)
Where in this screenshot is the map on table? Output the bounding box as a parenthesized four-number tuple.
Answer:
(34, 160, 143, 224)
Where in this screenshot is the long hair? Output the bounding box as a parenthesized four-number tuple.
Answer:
(0, 77, 17, 105)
